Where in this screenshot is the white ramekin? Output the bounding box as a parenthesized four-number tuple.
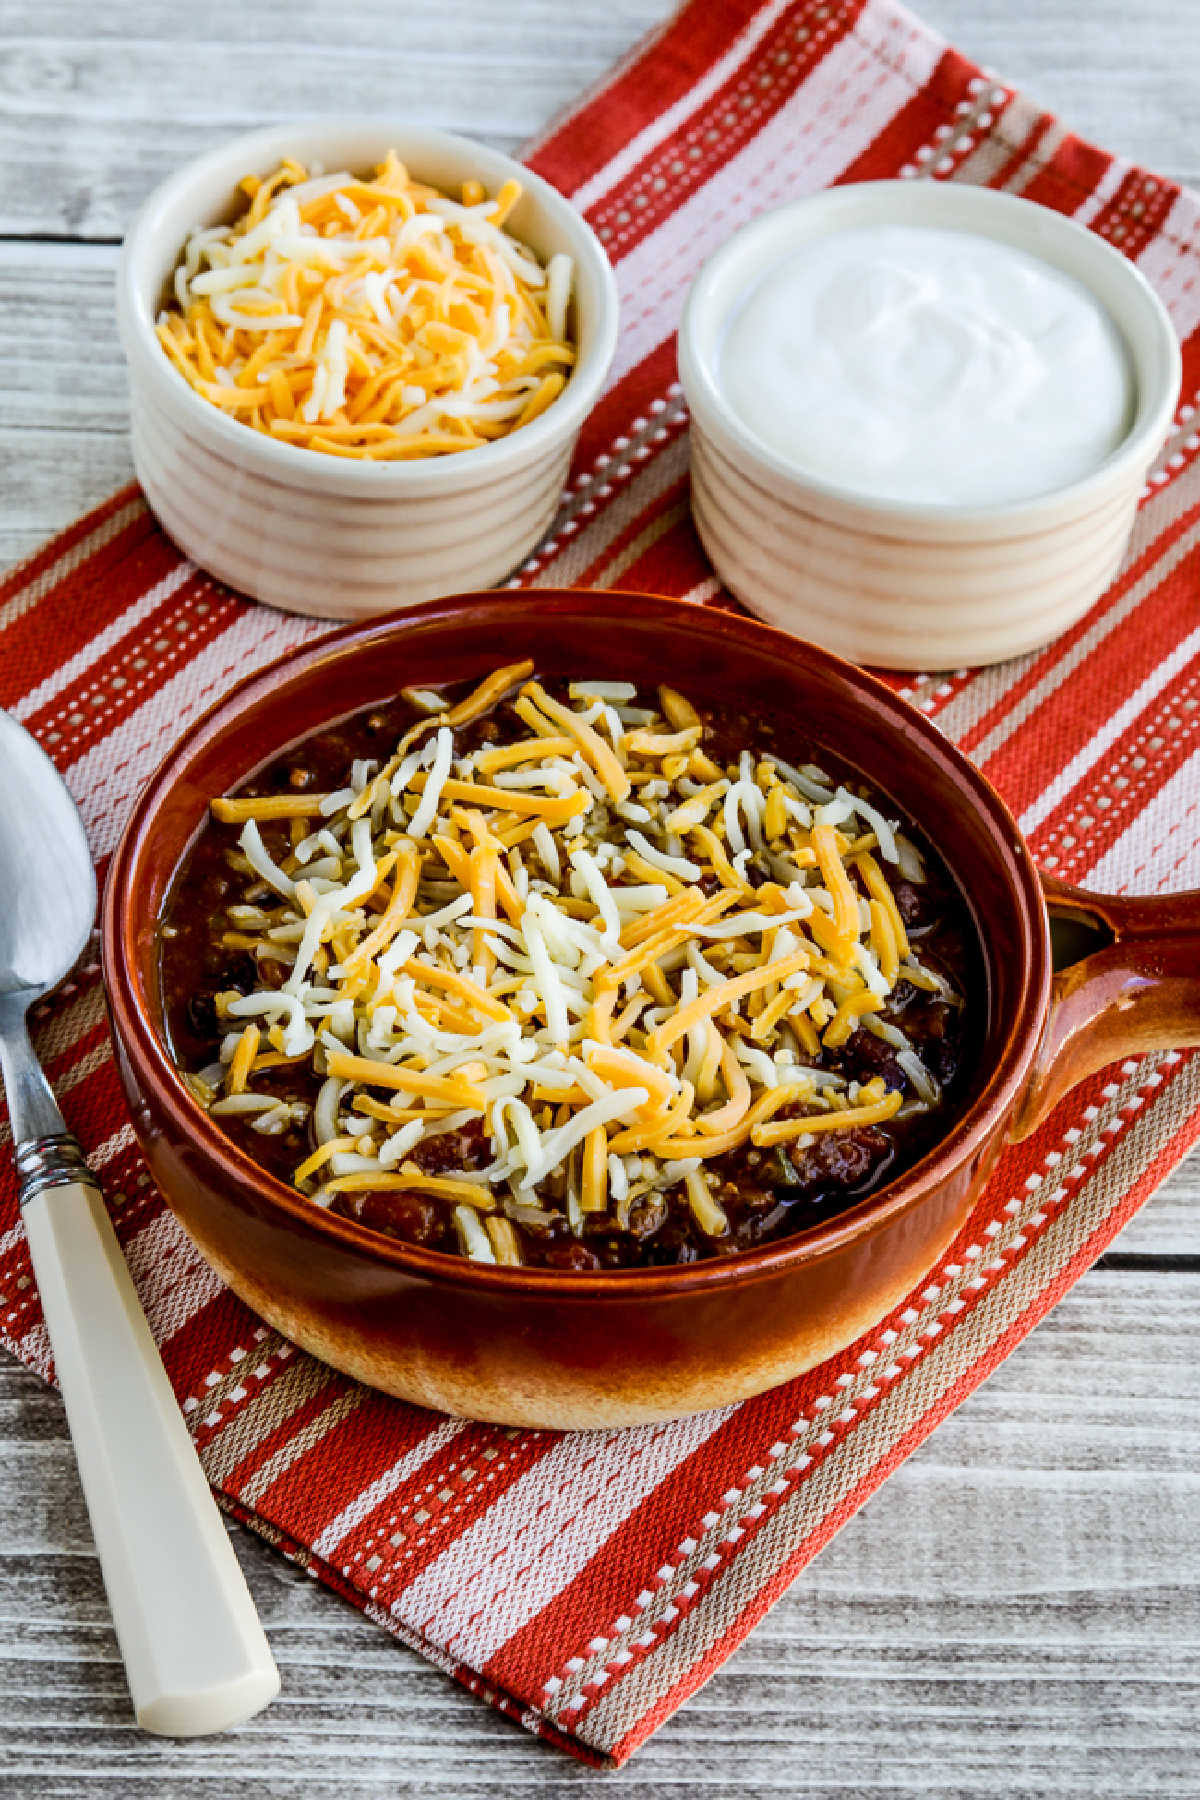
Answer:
(678, 181, 1181, 670)
(117, 120, 619, 619)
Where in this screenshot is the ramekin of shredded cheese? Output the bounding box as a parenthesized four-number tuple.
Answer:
(117, 121, 619, 618)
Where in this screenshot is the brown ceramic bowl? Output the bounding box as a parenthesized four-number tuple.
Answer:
(101, 592, 1200, 1428)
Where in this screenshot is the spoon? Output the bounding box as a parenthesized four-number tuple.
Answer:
(0, 710, 279, 1736)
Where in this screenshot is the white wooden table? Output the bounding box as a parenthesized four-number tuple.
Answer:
(1, 3, 1197, 1793)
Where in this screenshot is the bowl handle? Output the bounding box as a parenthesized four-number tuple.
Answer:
(1011, 873, 1200, 1140)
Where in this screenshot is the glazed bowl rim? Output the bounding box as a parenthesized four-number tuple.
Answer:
(678, 179, 1182, 530)
(115, 116, 620, 500)
(101, 590, 1052, 1298)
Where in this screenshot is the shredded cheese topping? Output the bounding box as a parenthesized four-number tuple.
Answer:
(193, 665, 960, 1264)
(156, 155, 574, 459)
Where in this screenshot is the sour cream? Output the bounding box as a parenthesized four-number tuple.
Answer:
(716, 225, 1135, 508)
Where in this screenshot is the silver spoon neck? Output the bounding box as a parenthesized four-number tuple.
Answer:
(0, 995, 68, 1144)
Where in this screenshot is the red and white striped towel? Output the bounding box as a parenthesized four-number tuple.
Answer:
(3, 0, 1199, 1765)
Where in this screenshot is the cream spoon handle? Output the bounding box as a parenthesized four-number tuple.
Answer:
(20, 1155, 280, 1736)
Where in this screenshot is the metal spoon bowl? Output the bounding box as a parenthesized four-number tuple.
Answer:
(0, 712, 95, 988)
(0, 714, 97, 1149)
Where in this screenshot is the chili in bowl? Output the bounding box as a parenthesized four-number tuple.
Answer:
(159, 664, 977, 1272)
(102, 592, 1200, 1428)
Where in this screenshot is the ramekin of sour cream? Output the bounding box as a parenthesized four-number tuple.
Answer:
(678, 181, 1181, 669)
